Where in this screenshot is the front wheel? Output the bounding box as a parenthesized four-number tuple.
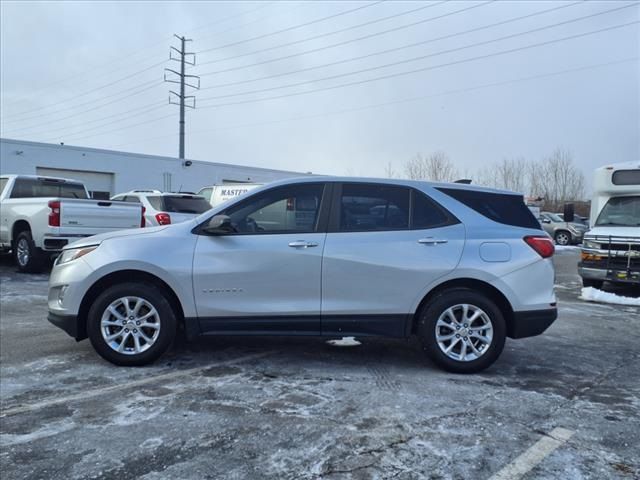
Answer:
(418, 288, 506, 373)
(582, 278, 604, 289)
(87, 283, 177, 366)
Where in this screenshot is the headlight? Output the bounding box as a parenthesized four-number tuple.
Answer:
(583, 239, 600, 249)
(56, 245, 99, 265)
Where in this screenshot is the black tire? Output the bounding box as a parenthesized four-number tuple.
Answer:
(417, 288, 506, 374)
(554, 231, 571, 246)
(87, 283, 177, 366)
(13, 230, 46, 273)
(582, 278, 604, 289)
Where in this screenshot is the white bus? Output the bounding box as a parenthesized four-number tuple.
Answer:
(579, 161, 640, 288)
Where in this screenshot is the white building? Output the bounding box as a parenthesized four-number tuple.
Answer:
(0, 138, 306, 199)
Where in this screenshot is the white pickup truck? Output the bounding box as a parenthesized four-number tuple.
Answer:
(0, 175, 143, 272)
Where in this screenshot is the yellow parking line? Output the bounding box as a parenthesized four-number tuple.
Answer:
(0, 350, 275, 418)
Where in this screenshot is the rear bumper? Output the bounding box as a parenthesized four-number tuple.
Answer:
(508, 308, 557, 339)
(48, 311, 82, 341)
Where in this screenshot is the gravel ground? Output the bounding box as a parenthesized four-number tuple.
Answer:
(0, 249, 638, 480)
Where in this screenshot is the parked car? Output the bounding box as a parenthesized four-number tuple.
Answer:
(196, 183, 262, 207)
(538, 212, 588, 245)
(110, 190, 212, 227)
(0, 175, 143, 272)
(557, 213, 590, 228)
(47, 177, 557, 373)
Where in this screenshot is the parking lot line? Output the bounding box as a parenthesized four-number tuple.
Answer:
(488, 427, 575, 480)
(0, 350, 275, 418)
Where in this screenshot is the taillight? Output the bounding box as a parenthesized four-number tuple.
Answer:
(524, 235, 554, 258)
(155, 212, 171, 225)
(141, 206, 146, 228)
(48, 200, 60, 227)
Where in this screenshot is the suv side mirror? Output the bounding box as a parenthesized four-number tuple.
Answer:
(541, 218, 551, 224)
(202, 215, 234, 234)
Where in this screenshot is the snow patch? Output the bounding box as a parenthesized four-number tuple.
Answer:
(555, 245, 581, 251)
(326, 337, 361, 347)
(579, 287, 640, 306)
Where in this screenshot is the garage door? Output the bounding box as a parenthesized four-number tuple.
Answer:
(36, 167, 114, 199)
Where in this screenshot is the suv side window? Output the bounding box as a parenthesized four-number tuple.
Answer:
(197, 187, 213, 203)
(123, 195, 141, 203)
(412, 190, 457, 229)
(338, 184, 410, 232)
(0, 178, 7, 196)
(222, 183, 325, 234)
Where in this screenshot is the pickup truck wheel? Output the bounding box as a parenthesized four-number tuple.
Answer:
(87, 283, 176, 366)
(582, 278, 604, 289)
(14, 231, 46, 273)
(418, 288, 506, 374)
(554, 231, 571, 246)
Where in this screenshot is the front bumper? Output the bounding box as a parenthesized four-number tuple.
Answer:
(578, 264, 640, 285)
(48, 312, 82, 340)
(508, 308, 558, 339)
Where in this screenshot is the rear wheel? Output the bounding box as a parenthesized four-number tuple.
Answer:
(582, 278, 604, 289)
(87, 283, 177, 366)
(14, 231, 46, 273)
(418, 288, 506, 373)
(554, 231, 571, 246)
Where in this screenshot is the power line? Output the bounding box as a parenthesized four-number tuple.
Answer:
(197, 20, 639, 107)
(108, 57, 638, 149)
(44, 21, 638, 144)
(3, 88, 166, 139)
(2, 80, 165, 135)
(196, 0, 453, 69)
(0, 2, 275, 113)
(201, 1, 596, 91)
(196, 0, 388, 55)
(2, 60, 167, 121)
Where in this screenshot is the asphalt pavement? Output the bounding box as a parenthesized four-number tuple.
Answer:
(0, 249, 638, 479)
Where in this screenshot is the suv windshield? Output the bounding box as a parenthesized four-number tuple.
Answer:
(545, 213, 564, 222)
(595, 196, 640, 227)
(148, 195, 211, 214)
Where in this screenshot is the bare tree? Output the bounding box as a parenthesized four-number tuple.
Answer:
(383, 161, 397, 178)
(404, 151, 458, 182)
(537, 148, 585, 209)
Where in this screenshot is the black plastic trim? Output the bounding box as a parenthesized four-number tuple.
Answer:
(48, 312, 83, 341)
(508, 308, 557, 339)
(321, 314, 410, 338)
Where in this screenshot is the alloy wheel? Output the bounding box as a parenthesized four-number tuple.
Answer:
(100, 296, 161, 355)
(435, 304, 493, 362)
(16, 238, 30, 266)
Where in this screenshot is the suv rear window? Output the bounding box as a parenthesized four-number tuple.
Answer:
(10, 177, 88, 199)
(437, 187, 541, 229)
(148, 195, 211, 214)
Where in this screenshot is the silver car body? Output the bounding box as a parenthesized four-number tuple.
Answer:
(539, 211, 587, 245)
(49, 177, 556, 339)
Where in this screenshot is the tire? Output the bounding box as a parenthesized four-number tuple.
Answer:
(554, 231, 571, 246)
(417, 288, 506, 374)
(87, 282, 177, 366)
(13, 230, 46, 273)
(582, 278, 604, 289)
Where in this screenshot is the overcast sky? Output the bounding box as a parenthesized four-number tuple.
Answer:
(1, 0, 638, 185)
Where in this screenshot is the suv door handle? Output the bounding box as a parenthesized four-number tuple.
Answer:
(418, 238, 448, 245)
(288, 240, 319, 248)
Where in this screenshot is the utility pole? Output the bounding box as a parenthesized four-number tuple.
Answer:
(164, 34, 200, 160)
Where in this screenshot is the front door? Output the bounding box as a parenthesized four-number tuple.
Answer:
(192, 182, 329, 334)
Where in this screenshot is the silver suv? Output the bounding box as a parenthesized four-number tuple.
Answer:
(111, 190, 211, 226)
(48, 178, 557, 373)
(539, 211, 587, 245)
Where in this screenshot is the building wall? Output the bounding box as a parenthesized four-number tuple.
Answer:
(0, 138, 305, 197)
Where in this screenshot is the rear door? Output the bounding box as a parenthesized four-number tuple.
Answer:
(321, 183, 465, 337)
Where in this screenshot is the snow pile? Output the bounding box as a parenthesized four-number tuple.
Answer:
(579, 287, 640, 306)
(326, 336, 361, 347)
